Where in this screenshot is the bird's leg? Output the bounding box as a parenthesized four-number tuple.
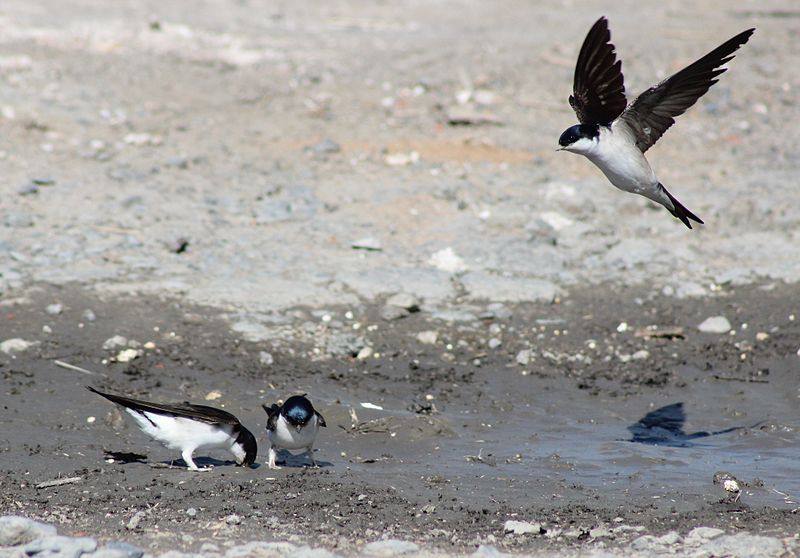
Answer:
(268, 445, 281, 470)
(182, 449, 209, 471)
(305, 447, 318, 468)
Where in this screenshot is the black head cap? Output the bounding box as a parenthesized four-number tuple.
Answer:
(282, 395, 315, 427)
(559, 123, 599, 147)
(235, 426, 258, 467)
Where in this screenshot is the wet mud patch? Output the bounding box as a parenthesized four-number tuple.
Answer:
(0, 282, 798, 553)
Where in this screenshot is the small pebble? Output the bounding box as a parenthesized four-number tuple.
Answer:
(503, 520, 542, 535)
(45, 303, 63, 315)
(416, 331, 438, 345)
(698, 316, 732, 334)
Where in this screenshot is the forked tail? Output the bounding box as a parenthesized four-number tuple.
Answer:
(660, 184, 704, 229)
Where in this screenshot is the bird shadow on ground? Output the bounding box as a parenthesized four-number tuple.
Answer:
(626, 402, 745, 448)
(274, 449, 333, 469)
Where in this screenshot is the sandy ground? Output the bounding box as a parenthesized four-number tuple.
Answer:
(1, 0, 799, 555)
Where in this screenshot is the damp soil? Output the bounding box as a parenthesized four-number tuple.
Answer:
(0, 283, 798, 553)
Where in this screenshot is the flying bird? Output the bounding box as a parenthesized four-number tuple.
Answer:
(558, 17, 754, 228)
(263, 394, 326, 469)
(88, 386, 257, 471)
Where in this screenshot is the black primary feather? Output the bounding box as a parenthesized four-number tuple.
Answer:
(569, 17, 627, 125)
(621, 28, 755, 152)
(87, 386, 241, 425)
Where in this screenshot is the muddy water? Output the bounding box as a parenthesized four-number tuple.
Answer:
(339, 356, 799, 512)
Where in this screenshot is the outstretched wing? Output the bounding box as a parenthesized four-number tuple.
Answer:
(569, 17, 627, 125)
(620, 28, 754, 152)
(87, 386, 240, 425)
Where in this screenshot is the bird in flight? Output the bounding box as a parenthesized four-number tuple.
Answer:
(558, 17, 754, 228)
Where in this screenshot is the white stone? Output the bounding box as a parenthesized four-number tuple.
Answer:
(685, 526, 725, 545)
(385, 293, 419, 310)
(102, 335, 128, 350)
(0, 338, 36, 354)
(0, 516, 57, 545)
(416, 331, 438, 345)
(698, 316, 732, 334)
(115, 348, 140, 363)
(429, 247, 467, 273)
(503, 520, 541, 535)
(516, 349, 533, 365)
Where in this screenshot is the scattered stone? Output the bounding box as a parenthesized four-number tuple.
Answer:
(516, 349, 533, 365)
(115, 348, 140, 363)
(630, 534, 659, 551)
(380, 305, 410, 321)
(205, 390, 222, 401)
(307, 138, 341, 156)
(0, 516, 57, 545)
(503, 520, 542, 535)
(631, 349, 650, 360)
(634, 325, 684, 339)
(82, 309, 97, 322)
(384, 151, 419, 166)
(656, 531, 683, 545)
(685, 526, 725, 545)
(24, 535, 97, 556)
(356, 346, 373, 360)
(446, 106, 503, 126)
(362, 539, 419, 556)
(0, 338, 36, 354)
(429, 247, 467, 273)
(124, 132, 163, 146)
(45, 303, 63, 315)
(488, 338, 502, 349)
(225, 514, 242, 525)
(326, 333, 366, 357)
(102, 335, 128, 350)
(42, 325, 52, 334)
(186, 508, 197, 517)
(702, 533, 786, 557)
(480, 303, 512, 320)
(589, 525, 612, 538)
(97, 541, 145, 558)
(755, 331, 769, 341)
(259, 351, 275, 366)
(385, 293, 419, 312)
(17, 182, 39, 195)
(351, 237, 382, 251)
(126, 511, 145, 530)
(698, 316, 732, 334)
(616, 322, 629, 333)
(416, 331, 438, 345)
(166, 237, 190, 254)
(225, 541, 297, 557)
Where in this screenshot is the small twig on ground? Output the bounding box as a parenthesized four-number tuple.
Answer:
(54, 360, 100, 376)
(711, 374, 768, 384)
(36, 476, 82, 489)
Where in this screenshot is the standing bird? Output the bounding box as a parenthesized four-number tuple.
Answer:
(262, 394, 326, 469)
(87, 386, 257, 471)
(558, 17, 754, 228)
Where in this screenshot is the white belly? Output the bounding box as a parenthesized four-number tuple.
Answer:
(587, 125, 657, 195)
(269, 415, 320, 450)
(127, 409, 234, 451)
